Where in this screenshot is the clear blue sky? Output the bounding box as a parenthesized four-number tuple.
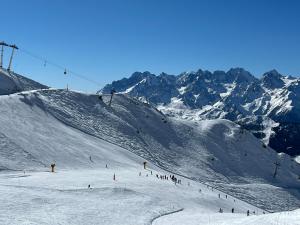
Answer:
(1, 0, 299, 92)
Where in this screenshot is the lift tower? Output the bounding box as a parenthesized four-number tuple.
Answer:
(0, 41, 8, 68)
(7, 44, 18, 71)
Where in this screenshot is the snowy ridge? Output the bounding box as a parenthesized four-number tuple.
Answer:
(0, 68, 48, 95)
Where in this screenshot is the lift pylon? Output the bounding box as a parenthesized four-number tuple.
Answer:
(0, 41, 9, 68)
(7, 44, 18, 71)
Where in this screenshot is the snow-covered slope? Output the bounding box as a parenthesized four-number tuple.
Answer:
(101, 68, 300, 156)
(0, 68, 48, 95)
(0, 89, 299, 212)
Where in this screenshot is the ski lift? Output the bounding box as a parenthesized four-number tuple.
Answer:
(110, 89, 116, 95)
(64, 69, 67, 75)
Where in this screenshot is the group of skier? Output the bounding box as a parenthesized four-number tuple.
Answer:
(154, 173, 182, 185)
(85, 161, 263, 217)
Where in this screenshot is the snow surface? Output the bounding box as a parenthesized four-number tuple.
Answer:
(0, 88, 300, 224)
(0, 68, 48, 95)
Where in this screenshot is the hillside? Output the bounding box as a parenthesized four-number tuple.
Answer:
(0, 68, 48, 95)
(0, 89, 299, 212)
(100, 68, 300, 156)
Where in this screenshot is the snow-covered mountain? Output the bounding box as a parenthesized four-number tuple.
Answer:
(0, 88, 299, 212)
(1, 70, 300, 224)
(100, 68, 300, 156)
(0, 68, 48, 95)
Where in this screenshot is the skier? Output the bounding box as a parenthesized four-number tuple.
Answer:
(113, 173, 116, 181)
(218, 193, 220, 198)
(247, 210, 250, 216)
(143, 161, 147, 169)
(88, 184, 91, 189)
(231, 208, 234, 213)
(219, 208, 223, 213)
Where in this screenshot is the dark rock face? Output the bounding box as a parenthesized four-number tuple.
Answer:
(101, 68, 300, 156)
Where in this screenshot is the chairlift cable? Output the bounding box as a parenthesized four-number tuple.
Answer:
(18, 47, 103, 87)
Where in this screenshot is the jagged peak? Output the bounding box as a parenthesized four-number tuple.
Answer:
(131, 71, 155, 79)
(262, 69, 283, 79)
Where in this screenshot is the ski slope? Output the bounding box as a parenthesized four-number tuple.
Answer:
(0, 167, 286, 225)
(0, 89, 300, 211)
(0, 87, 299, 224)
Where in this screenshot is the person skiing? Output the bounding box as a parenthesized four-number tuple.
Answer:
(231, 208, 234, 213)
(247, 210, 250, 216)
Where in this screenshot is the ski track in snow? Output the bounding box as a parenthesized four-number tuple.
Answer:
(150, 208, 184, 225)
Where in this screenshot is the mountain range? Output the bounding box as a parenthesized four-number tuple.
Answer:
(101, 68, 300, 156)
